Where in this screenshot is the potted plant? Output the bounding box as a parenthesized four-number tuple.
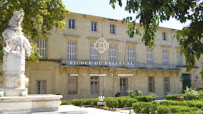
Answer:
(115, 92, 120, 97)
(177, 95, 184, 101)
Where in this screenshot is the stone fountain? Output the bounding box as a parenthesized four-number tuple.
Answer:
(0, 10, 62, 114)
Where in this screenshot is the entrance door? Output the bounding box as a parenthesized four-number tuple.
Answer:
(182, 74, 191, 91)
(120, 78, 128, 96)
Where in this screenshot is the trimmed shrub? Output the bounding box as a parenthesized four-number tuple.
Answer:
(187, 101, 203, 108)
(116, 97, 137, 107)
(71, 100, 82, 106)
(157, 105, 198, 114)
(105, 98, 119, 108)
(166, 95, 179, 100)
(159, 100, 187, 106)
(160, 100, 203, 109)
(71, 97, 137, 108)
(134, 96, 156, 102)
(105, 97, 137, 108)
(132, 101, 158, 114)
(71, 99, 99, 106)
(61, 101, 71, 105)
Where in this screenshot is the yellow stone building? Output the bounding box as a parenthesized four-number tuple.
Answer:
(23, 12, 202, 99)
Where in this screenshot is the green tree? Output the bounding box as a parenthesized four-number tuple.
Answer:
(0, 0, 67, 61)
(109, 0, 203, 76)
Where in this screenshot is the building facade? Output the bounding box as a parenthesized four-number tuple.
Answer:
(23, 12, 202, 99)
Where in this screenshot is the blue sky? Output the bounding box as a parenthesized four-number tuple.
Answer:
(62, 0, 190, 30)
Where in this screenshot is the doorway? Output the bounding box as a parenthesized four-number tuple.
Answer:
(182, 74, 191, 91)
(120, 78, 128, 96)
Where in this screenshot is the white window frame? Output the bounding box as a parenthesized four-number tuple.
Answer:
(91, 22, 97, 31)
(68, 75, 78, 94)
(69, 19, 75, 29)
(67, 41, 76, 61)
(177, 51, 182, 66)
(164, 77, 170, 92)
(128, 47, 135, 65)
(147, 49, 153, 68)
(36, 80, 46, 94)
(110, 25, 115, 34)
(148, 76, 155, 92)
(90, 43, 98, 62)
(90, 76, 99, 94)
(109, 45, 117, 65)
(162, 32, 167, 40)
(120, 78, 128, 96)
(162, 50, 168, 67)
(37, 39, 47, 58)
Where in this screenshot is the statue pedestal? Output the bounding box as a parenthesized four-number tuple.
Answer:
(3, 53, 25, 76)
(0, 54, 63, 113)
(0, 94, 62, 114)
(1, 53, 28, 96)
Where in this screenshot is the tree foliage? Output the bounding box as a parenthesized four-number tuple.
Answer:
(0, 0, 66, 61)
(110, 0, 203, 76)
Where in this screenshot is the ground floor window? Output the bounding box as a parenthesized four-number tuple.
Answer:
(68, 76, 78, 94)
(164, 77, 170, 92)
(37, 80, 46, 94)
(148, 76, 155, 92)
(120, 78, 128, 96)
(90, 76, 99, 94)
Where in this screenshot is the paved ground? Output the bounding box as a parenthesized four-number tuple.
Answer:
(32, 105, 135, 114)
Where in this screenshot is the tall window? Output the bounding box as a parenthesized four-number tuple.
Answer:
(69, 19, 75, 29)
(162, 50, 168, 67)
(128, 47, 135, 64)
(177, 51, 182, 66)
(68, 75, 78, 94)
(67, 41, 76, 61)
(37, 39, 47, 58)
(37, 80, 46, 94)
(162, 32, 167, 40)
(90, 43, 98, 62)
(90, 76, 99, 94)
(164, 77, 170, 92)
(147, 49, 153, 66)
(109, 45, 117, 64)
(148, 76, 155, 92)
(110, 25, 115, 34)
(91, 22, 97, 31)
(120, 78, 128, 96)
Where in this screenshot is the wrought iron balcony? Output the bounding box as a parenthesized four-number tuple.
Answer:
(60, 59, 181, 70)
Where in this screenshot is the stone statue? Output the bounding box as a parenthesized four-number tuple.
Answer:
(1, 10, 32, 96)
(0, 10, 62, 114)
(2, 10, 32, 57)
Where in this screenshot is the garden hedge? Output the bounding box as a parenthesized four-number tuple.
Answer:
(159, 100, 187, 106)
(71, 97, 137, 108)
(132, 101, 158, 114)
(157, 105, 198, 114)
(61, 101, 71, 105)
(159, 100, 203, 108)
(134, 96, 156, 102)
(166, 94, 200, 100)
